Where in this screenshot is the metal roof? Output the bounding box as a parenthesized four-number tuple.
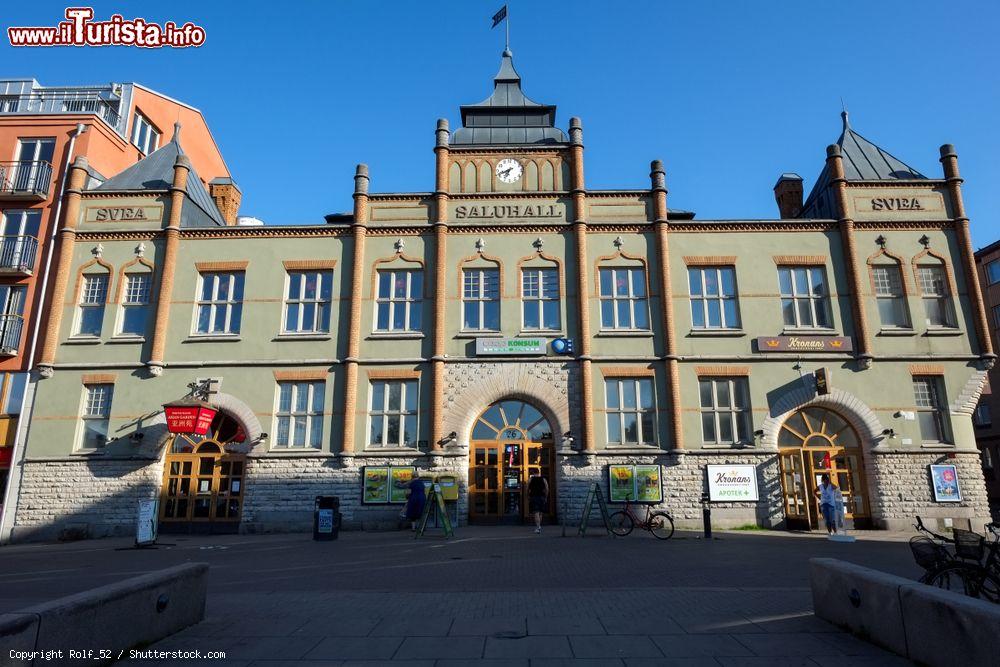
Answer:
(451, 49, 568, 146)
(800, 112, 928, 218)
(96, 127, 226, 227)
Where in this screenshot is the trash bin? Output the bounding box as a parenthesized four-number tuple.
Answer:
(314, 495, 341, 541)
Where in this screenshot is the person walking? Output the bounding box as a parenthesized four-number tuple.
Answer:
(815, 473, 839, 534)
(527, 472, 548, 534)
(403, 475, 427, 531)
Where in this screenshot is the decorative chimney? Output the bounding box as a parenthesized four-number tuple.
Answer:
(773, 173, 803, 219)
(209, 177, 242, 226)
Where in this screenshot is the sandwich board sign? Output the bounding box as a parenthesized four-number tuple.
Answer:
(136, 499, 159, 547)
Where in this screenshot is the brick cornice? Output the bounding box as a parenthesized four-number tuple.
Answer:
(599, 365, 656, 377)
(282, 259, 337, 271)
(683, 256, 737, 266)
(695, 366, 751, 376)
(81, 373, 117, 384)
(772, 255, 827, 265)
(909, 364, 945, 375)
(195, 260, 249, 272)
(273, 369, 329, 382)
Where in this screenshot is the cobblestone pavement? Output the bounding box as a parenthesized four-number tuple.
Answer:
(1, 528, 919, 665)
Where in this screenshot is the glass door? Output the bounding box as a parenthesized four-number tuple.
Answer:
(14, 139, 54, 192)
(778, 449, 811, 528)
(470, 444, 500, 521)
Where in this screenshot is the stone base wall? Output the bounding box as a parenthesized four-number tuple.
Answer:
(13, 458, 163, 541)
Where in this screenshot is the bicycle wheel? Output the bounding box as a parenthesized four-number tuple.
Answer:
(608, 511, 634, 537)
(925, 562, 1000, 602)
(648, 512, 675, 540)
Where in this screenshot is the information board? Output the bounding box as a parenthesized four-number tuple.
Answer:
(135, 499, 159, 546)
(706, 465, 759, 502)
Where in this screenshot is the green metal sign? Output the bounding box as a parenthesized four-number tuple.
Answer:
(475, 338, 546, 355)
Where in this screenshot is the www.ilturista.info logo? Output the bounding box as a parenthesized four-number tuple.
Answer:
(8, 7, 206, 48)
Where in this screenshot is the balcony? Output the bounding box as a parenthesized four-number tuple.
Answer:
(0, 315, 23, 356)
(0, 161, 53, 200)
(0, 236, 38, 275)
(0, 90, 122, 131)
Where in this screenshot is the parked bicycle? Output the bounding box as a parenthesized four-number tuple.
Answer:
(608, 495, 674, 540)
(910, 516, 1000, 603)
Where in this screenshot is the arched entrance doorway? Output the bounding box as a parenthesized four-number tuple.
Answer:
(469, 399, 555, 524)
(159, 411, 247, 533)
(777, 405, 872, 529)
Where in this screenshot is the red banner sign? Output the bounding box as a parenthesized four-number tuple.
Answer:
(164, 404, 217, 435)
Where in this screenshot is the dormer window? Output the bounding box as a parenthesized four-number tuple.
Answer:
(130, 112, 160, 155)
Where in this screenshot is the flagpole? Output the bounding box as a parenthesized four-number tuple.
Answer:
(505, 4, 510, 51)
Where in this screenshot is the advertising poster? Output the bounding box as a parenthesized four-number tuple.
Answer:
(635, 465, 663, 503)
(135, 499, 159, 546)
(930, 464, 962, 502)
(608, 465, 634, 502)
(707, 465, 759, 502)
(389, 466, 416, 504)
(362, 466, 390, 504)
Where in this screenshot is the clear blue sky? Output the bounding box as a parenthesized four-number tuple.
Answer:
(3, 1, 998, 246)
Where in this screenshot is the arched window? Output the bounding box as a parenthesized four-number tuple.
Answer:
(472, 400, 551, 441)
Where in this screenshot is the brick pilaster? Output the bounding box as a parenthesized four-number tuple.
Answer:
(826, 144, 873, 368)
(146, 154, 190, 375)
(431, 120, 451, 451)
(569, 118, 595, 453)
(940, 144, 995, 364)
(650, 160, 683, 450)
(340, 164, 369, 456)
(38, 157, 89, 376)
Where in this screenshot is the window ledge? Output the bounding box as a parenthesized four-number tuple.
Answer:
(265, 448, 326, 456)
(923, 328, 964, 337)
(184, 335, 242, 343)
(70, 449, 103, 456)
(920, 443, 955, 449)
(357, 448, 426, 456)
(517, 331, 563, 337)
(367, 332, 425, 340)
(700, 444, 754, 450)
(779, 328, 840, 336)
(107, 335, 146, 344)
(687, 329, 746, 338)
(596, 330, 654, 338)
(455, 332, 503, 339)
(876, 328, 917, 337)
(65, 337, 102, 345)
(273, 333, 332, 341)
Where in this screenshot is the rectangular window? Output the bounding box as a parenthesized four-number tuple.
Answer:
(130, 112, 160, 155)
(699, 377, 751, 446)
(3, 373, 27, 414)
(872, 265, 910, 328)
(274, 381, 325, 448)
(196, 272, 244, 335)
(605, 377, 656, 446)
(376, 269, 422, 332)
(0, 285, 25, 353)
(369, 380, 418, 448)
(987, 259, 1000, 286)
(0, 96, 19, 112)
(917, 266, 954, 327)
(913, 376, 950, 444)
(0, 210, 41, 272)
(521, 267, 560, 330)
(12, 138, 54, 195)
(778, 266, 832, 329)
(284, 271, 332, 334)
(688, 266, 740, 329)
(994, 304, 1000, 330)
(79, 383, 113, 449)
(76, 274, 108, 336)
(599, 268, 649, 330)
(462, 268, 500, 331)
(118, 273, 151, 336)
(974, 402, 992, 428)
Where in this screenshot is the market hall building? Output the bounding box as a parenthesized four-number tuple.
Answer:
(7, 50, 995, 540)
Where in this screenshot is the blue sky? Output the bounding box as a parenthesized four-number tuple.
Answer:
(3, 1, 998, 246)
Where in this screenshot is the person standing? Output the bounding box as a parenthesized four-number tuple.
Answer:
(527, 472, 548, 534)
(815, 474, 838, 534)
(404, 475, 427, 530)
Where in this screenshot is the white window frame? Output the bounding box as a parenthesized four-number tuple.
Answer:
(462, 268, 500, 332)
(78, 383, 113, 450)
(273, 381, 325, 449)
(698, 377, 752, 447)
(688, 266, 740, 329)
(871, 264, 911, 329)
(283, 270, 332, 334)
(778, 265, 832, 329)
(913, 376, 950, 444)
(368, 380, 419, 449)
(75, 273, 108, 337)
(604, 377, 656, 446)
(916, 265, 955, 328)
(375, 269, 422, 332)
(520, 267, 560, 331)
(599, 267, 650, 330)
(130, 112, 160, 155)
(194, 272, 244, 336)
(116, 272, 151, 337)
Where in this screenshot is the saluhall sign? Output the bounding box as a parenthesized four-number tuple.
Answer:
(452, 202, 566, 221)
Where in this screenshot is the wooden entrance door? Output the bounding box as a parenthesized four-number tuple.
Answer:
(468, 399, 555, 524)
(778, 406, 871, 529)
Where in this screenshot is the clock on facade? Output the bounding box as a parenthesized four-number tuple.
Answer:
(495, 158, 523, 184)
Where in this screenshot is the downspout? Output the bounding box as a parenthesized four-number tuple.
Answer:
(0, 123, 88, 544)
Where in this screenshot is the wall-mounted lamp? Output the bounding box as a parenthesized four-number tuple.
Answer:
(561, 431, 574, 448)
(438, 431, 458, 447)
(129, 431, 145, 442)
(882, 428, 895, 438)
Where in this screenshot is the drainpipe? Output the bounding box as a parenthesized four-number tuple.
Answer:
(0, 123, 88, 544)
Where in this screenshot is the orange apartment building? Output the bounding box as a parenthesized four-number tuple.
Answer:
(0, 78, 235, 540)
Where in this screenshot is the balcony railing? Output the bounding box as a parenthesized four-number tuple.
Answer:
(0, 315, 23, 355)
(0, 91, 122, 131)
(0, 236, 38, 274)
(0, 161, 53, 198)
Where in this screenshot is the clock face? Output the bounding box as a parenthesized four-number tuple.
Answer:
(496, 158, 523, 184)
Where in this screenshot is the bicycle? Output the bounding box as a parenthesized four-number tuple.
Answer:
(911, 516, 1000, 603)
(608, 495, 674, 540)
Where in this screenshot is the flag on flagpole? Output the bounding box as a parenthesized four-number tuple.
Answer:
(491, 5, 508, 28)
